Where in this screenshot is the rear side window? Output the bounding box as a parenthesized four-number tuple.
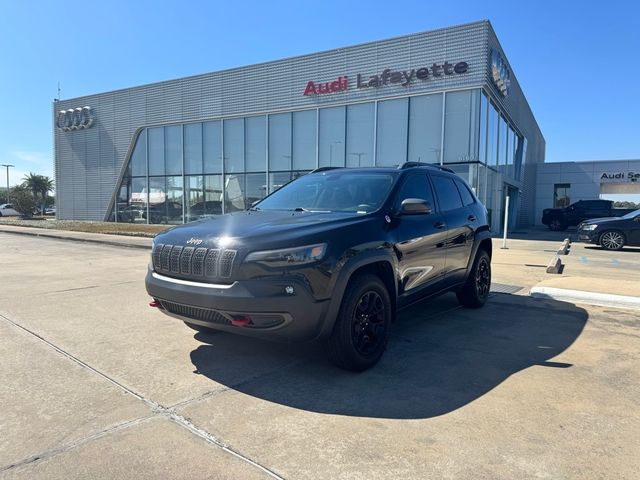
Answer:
(454, 179, 475, 206)
(394, 174, 435, 210)
(431, 175, 463, 211)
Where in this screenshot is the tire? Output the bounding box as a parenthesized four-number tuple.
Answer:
(599, 230, 625, 251)
(456, 250, 491, 308)
(326, 274, 392, 372)
(183, 321, 218, 334)
(548, 218, 567, 231)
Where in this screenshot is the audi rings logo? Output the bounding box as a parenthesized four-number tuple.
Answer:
(490, 49, 511, 97)
(56, 106, 95, 131)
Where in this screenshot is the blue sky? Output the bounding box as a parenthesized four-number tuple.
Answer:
(0, 0, 638, 188)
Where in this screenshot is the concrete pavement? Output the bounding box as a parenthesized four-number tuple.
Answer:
(1, 233, 639, 479)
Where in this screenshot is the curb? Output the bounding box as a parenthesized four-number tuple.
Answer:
(557, 238, 571, 255)
(0, 228, 152, 250)
(530, 286, 640, 311)
(546, 256, 563, 274)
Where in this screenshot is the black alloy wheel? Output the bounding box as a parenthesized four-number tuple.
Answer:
(456, 250, 491, 308)
(600, 230, 625, 251)
(352, 290, 387, 357)
(327, 274, 392, 371)
(548, 219, 566, 231)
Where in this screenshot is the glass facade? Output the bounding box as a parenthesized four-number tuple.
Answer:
(111, 88, 527, 226)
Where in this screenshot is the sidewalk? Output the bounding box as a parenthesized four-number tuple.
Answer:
(0, 224, 152, 249)
(492, 236, 640, 310)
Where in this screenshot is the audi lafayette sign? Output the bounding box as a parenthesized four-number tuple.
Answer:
(57, 106, 95, 131)
(303, 60, 469, 96)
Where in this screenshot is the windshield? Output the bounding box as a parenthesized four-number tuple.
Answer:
(621, 208, 640, 219)
(255, 171, 396, 213)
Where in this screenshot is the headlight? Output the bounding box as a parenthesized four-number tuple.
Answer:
(244, 243, 326, 267)
(582, 224, 598, 231)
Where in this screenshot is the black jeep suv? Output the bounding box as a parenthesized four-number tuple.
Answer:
(146, 163, 492, 371)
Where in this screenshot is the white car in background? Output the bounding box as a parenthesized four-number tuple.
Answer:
(0, 204, 20, 216)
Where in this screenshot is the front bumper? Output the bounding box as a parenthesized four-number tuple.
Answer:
(145, 268, 330, 342)
(577, 228, 599, 244)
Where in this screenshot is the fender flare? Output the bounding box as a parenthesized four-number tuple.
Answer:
(464, 228, 493, 280)
(317, 249, 397, 339)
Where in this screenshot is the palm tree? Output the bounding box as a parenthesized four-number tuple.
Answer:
(23, 172, 41, 201)
(22, 173, 54, 215)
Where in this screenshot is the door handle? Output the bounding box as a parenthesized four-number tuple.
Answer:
(434, 221, 446, 229)
(468, 215, 477, 222)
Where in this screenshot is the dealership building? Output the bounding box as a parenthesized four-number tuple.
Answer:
(535, 159, 640, 224)
(54, 20, 546, 231)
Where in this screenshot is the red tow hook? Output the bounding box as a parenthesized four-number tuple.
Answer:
(149, 299, 161, 308)
(230, 316, 252, 327)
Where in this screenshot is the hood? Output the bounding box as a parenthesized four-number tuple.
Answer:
(582, 216, 623, 225)
(153, 209, 371, 249)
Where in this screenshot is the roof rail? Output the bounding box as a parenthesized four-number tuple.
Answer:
(398, 162, 455, 174)
(310, 166, 344, 174)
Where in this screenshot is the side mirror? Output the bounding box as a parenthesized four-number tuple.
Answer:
(634, 215, 640, 222)
(399, 198, 432, 215)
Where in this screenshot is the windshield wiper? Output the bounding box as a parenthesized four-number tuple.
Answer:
(292, 207, 331, 213)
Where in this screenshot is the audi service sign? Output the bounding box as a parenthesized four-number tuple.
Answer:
(57, 106, 95, 131)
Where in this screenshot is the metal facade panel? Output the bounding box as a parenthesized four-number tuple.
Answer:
(54, 20, 543, 222)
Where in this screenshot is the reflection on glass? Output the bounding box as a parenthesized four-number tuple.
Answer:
(148, 127, 165, 176)
(111, 177, 147, 223)
(408, 94, 443, 164)
(184, 123, 203, 175)
(376, 98, 408, 166)
(245, 116, 266, 172)
(487, 102, 498, 166)
(498, 116, 507, 167)
(293, 110, 316, 170)
(129, 130, 147, 177)
(443, 89, 480, 163)
(165, 125, 182, 176)
(147, 177, 167, 223)
(319, 106, 345, 167)
(269, 172, 292, 194)
(224, 174, 245, 212)
(204, 175, 223, 216)
(269, 113, 292, 171)
(224, 118, 244, 173)
(165, 176, 184, 224)
(346, 103, 374, 167)
(246, 173, 267, 207)
(479, 93, 488, 164)
(204, 121, 222, 174)
(185, 175, 204, 222)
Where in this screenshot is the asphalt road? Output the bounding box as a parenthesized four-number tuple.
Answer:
(1, 233, 639, 479)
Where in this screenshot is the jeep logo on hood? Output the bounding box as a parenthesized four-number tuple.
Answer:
(186, 238, 203, 246)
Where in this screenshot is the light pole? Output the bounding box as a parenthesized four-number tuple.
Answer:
(1, 164, 14, 203)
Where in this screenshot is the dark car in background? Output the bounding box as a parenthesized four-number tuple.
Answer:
(146, 163, 492, 371)
(577, 209, 640, 250)
(143, 201, 183, 224)
(185, 200, 223, 222)
(542, 199, 635, 231)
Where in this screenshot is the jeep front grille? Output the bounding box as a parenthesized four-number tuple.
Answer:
(153, 243, 237, 281)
